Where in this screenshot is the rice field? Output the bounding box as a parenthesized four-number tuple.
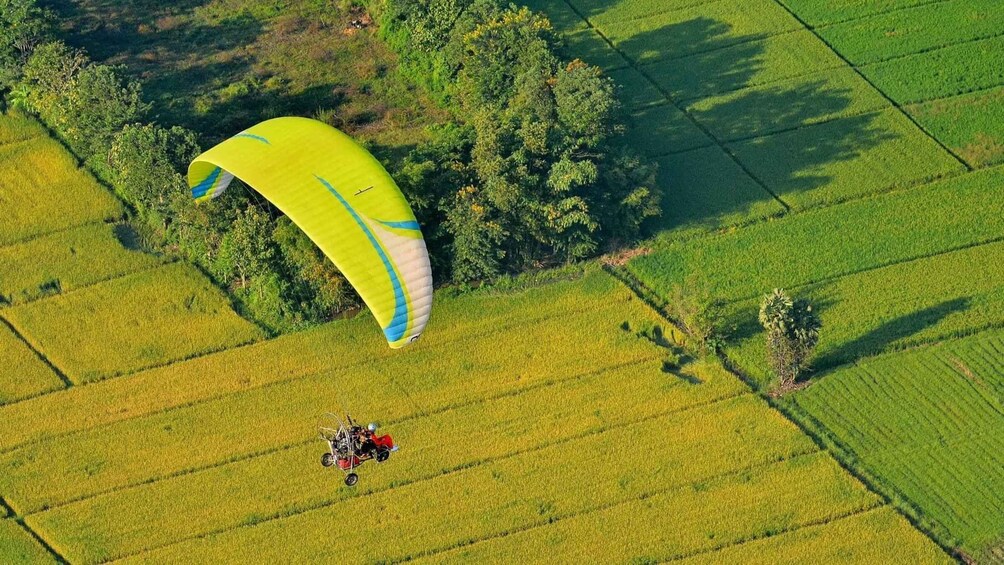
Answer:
(907, 86, 1004, 168)
(791, 329, 1004, 558)
(0, 111, 46, 145)
(4, 262, 264, 383)
(777, 0, 942, 26)
(0, 321, 63, 405)
(0, 520, 54, 564)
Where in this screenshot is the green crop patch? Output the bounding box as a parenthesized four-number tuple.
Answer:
(908, 86, 1004, 168)
(600, 0, 801, 65)
(627, 103, 712, 155)
(30, 361, 748, 563)
(729, 109, 963, 210)
(0, 519, 55, 564)
(0, 112, 45, 145)
(0, 223, 163, 306)
(792, 330, 1004, 555)
(687, 67, 889, 141)
(818, 0, 1004, 65)
(0, 137, 123, 246)
(562, 29, 628, 70)
(648, 146, 785, 240)
(644, 30, 845, 101)
(568, 0, 706, 26)
(0, 269, 636, 453)
(0, 299, 666, 514)
(0, 321, 63, 405)
(608, 67, 666, 110)
(778, 0, 937, 26)
(4, 263, 263, 384)
(520, 0, 588, 32)
(629, 165, 1004, 304)
(675, 508, 951, 565)
(724, 240, 1004, 386)
(420, 453, 877, 563)
(860, 34, 1004, 104)
(122, 397, 820, 564)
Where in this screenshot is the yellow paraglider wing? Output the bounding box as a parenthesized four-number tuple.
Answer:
(188, 117, 433, 348)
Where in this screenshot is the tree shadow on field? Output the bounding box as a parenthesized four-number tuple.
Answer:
(598, 16, 895, 233)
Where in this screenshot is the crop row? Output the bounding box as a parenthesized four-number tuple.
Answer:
(629, 163, 1004, 304)
(907, 85, 1004, 168)
(792, 329, 1004, 554)
(730, 108, 963, 210)
(127, 453, 871, 561)
(648, 145, 784, 239)
(0, 136, 122, 246)
(686, 66, 889, 141)
(0, 519, 55, 564)
(860, 34, 1004, 104)
(0, 299, 669, 514)
(643, 30, 845, 102)
(600, 0, 800, 66)
(0, 321, 62, 405)
(4, 262, 264, 384)
(30, 362, 749, 563)
(568, 0, 707, 27)
(121, 401, 824, 564)
(675, 507, 951, 565)
(724, 238, 1004, 385)
(818, 0, 1004, 65)
(0, 269, 651, 452)
(0, 112, 45, 145)
(778, 0, 939, 27)
(0, 222, 163, 306)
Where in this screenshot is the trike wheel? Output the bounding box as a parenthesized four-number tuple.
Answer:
(345, 473, 359, 487)
(321, 453, 335, 467)
(376, 449, 390, 462)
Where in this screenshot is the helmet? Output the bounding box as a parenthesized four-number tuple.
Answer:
(367, 423, 378, 433)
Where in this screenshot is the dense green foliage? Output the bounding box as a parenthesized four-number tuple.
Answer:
(0, 0, 51, 89)
(759, 289, 821, 389)
(379, 0, 660, 280)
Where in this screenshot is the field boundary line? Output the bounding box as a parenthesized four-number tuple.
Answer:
(395, 449, 830, 563)
(0, 219, 121, 253)
(0, 315, 72, 390)
(558, 0, 793, 213)
(768, 0, 972, 171)
(660, 505, 890, 563)
(571, 0, 727, 30)
(903, 81, 1004, 110)
(0, 298, 640, 454)
(854, 30, 1004, 69)
(121, 399, 799, 564)
(781, 0, 953, 29)
(627, 28, 804, 70)
(0, 497, 67, 564)
(1, 258, 176, 314)
(668, 61, 847, 104)
(19, 357, 674, 515)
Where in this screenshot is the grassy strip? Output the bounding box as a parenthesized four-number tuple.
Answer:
(0, 112, 45, 145)
(120, 397, 819, 564)
(0, 269, 635, 452)
(0, 136, 123, 246)
(860, 34, 1004, 104)
(419, 453, 877, 563)
(608, 67, 666, 109)
(568, 0, 707, 26)
(791, 330, 1004, 555)
(674, 507, 952, 564)
(643, 30, 845, 102)
(5, 263, 263, 384)
(626, 103, 713, 155)
(819, 0, 1004, 65)
(687, 66, 889, 141)
(729, 108, 963, 210)
(0, 519, 56, 564)
(600, 0, 801, 65)
(0, 301, 666, 514)
(0, 321, 63, 405)
(0, 223, 163, 306)
(629, 165, 1004, 304)
(647, 145, 785, 240)
(723, 239, 1004, 386)
(31, 361, 747, 563)
(777, 0, 939, 26)
(907, 86, 1004, 168)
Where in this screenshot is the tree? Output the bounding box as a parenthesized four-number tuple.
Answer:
(214, 206, 278, 288)
(667, 273, 723, 355)
(0, 0, 52, 89)
(759, 288, 822, 391)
